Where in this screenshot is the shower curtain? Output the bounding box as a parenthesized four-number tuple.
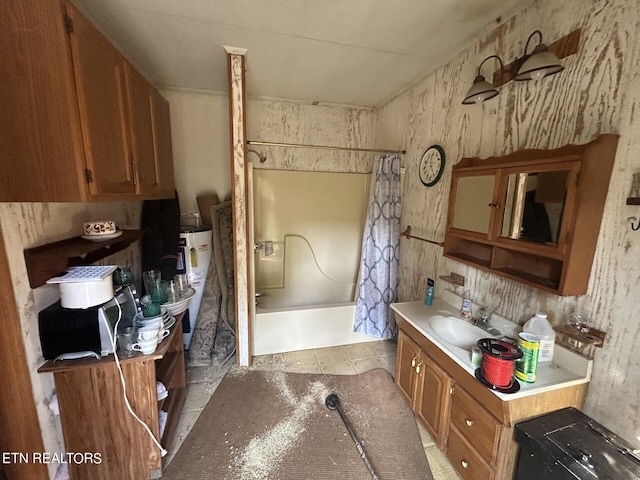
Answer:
(353, 154, 401, 339)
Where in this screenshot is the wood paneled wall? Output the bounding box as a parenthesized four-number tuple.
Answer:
(377, 0, 640, 445)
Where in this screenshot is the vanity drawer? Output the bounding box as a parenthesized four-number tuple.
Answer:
(450, 385, 501, 464)
(447, 425, 494, 480)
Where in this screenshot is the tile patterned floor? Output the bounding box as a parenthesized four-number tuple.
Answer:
(166, 341, 460, 479)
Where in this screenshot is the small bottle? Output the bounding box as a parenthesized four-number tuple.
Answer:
(424, 278, 434, 306)
(460, 290, 472, 318)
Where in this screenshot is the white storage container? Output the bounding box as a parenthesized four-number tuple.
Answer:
(523, 312, 555, 363)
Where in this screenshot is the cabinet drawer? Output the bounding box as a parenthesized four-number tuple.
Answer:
(450, 385, 500, 464)
(447, 425, 494, 480)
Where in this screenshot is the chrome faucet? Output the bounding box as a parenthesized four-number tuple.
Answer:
(472, 306, 502, 336)
(476, 306, 491, 324)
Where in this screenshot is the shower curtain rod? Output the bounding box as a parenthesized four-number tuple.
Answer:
(247, 140, 406, 155)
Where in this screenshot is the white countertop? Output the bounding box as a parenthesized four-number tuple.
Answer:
(391, 291, 592, 401)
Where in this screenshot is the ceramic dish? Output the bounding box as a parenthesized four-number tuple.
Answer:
(81, 231, 123, 242)
(135, 306, 168, 323)
(83, 220, 116, 236)
(163, 316, 176, 330)
(163, 287, 195, 316)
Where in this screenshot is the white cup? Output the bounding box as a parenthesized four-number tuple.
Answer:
(132, 338, 158, 355)
(138, 318, 163, 330)
(138, 329, 160, 342)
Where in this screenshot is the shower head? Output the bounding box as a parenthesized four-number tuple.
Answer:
(248, 149, 267, 163)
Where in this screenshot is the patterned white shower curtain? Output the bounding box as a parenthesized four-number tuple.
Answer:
(353, 154, 401, 339)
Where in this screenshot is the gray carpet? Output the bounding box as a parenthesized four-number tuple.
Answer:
(162, 368, 434, 480)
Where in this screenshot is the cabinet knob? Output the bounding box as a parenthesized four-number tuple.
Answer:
(461, 460, 469, 469)
(415, 360, 424, 375)
(465, 419, 474, 427)
(488, 202, 500, 208)
(411, 354, 418, 368)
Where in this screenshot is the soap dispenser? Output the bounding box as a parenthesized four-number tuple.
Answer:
(460, 290, 472, 318)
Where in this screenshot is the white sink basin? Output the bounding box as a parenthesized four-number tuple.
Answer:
(427, 315, 490, 350)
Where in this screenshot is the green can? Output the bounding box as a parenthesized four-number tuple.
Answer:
(515, 333, 540, 383)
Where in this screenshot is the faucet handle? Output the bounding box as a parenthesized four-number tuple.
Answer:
(478, 306, 492, 322)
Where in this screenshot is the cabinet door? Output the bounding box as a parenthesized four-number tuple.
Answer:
(124, 61, 161, 194)
(1, 0, 87, 202)
(395, 330, 421, 406)
(414, 354, 452, 447)
(152, 90, 176, 196)
(65, 3, 134, 196)
(494, 161, 580, 254)
(448, 171, 499, 240)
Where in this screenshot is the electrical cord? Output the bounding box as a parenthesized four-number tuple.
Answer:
(105, 297, 168, 457)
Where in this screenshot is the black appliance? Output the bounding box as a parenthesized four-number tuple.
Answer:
(38, 286, 138, 359)
(515, 407, 640, 480)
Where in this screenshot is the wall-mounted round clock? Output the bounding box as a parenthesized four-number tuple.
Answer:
(419, 145, 445, 187)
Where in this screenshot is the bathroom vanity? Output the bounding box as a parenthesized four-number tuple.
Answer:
(393, 292, 591, 480)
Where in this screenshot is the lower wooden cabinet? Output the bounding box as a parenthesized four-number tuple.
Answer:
(396, 330, 452, 447)
(38, 316, 186, 480)
(394, 318, 587, 480)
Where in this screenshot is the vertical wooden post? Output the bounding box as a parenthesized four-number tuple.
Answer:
(225, 46, 251, 366)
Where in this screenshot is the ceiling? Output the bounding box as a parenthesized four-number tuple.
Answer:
(73, 0, 534, 108)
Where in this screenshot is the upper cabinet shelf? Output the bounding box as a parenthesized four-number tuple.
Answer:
(24, 230, 141, 288)
(444, 135, 619, 296)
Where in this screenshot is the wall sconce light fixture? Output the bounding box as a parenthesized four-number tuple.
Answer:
(462, 55, 504, 105)
(462, 29, 568, 105)
(513, 30, 564, 81)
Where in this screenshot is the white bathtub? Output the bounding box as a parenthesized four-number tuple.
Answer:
(251, 302, 374, 356)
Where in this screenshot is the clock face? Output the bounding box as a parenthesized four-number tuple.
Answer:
(419, 145, 445, 187)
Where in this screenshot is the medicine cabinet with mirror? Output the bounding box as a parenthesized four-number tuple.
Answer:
(444, 135, 618, 296)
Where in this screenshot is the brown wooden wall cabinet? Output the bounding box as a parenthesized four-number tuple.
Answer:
(395, 317, 587, 480)
(38, 315, 186, 480)
(444, 135, 619, 296)
(0, 0, 175, 202)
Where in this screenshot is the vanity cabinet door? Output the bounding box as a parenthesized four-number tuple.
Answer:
(395, 330, 421, 406)
(414, 355, 452, 448)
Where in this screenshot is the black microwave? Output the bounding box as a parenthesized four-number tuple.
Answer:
(38, 286, 138, 359)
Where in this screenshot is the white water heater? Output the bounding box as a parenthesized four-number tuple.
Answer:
(177, 225, 212, 349)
